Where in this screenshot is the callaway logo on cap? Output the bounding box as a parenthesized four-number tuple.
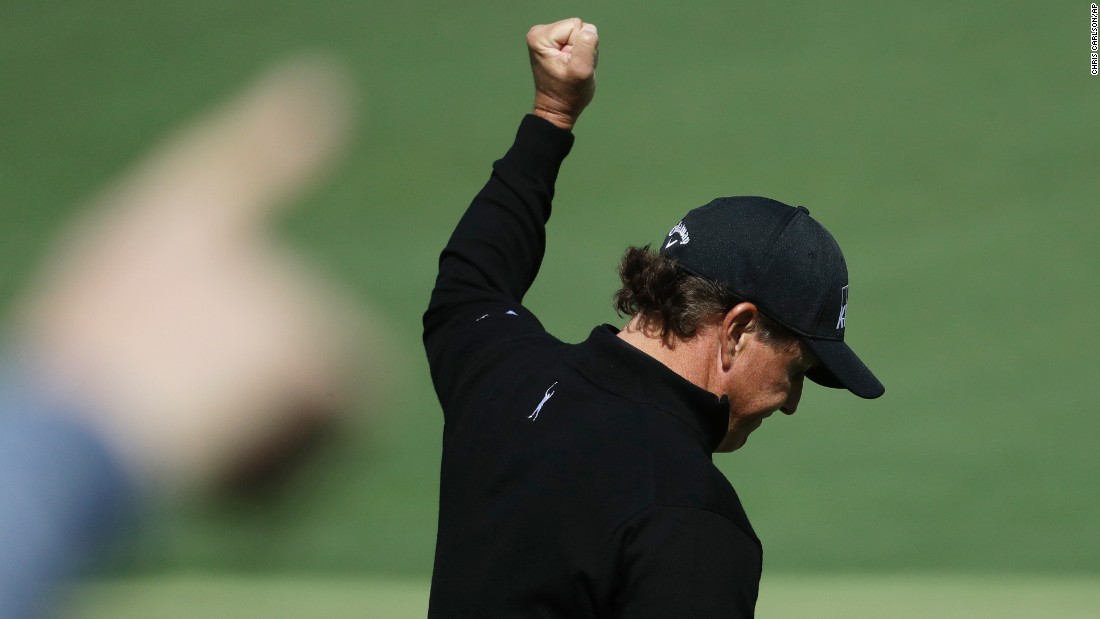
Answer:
(660, 196, 884, 399)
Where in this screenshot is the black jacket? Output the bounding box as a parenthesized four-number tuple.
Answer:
(424, 115, 762, 618)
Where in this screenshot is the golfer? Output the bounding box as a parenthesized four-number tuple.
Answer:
(424, 17, 884, 617)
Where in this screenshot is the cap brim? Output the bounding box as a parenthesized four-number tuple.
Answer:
(803, 339, 884, 399)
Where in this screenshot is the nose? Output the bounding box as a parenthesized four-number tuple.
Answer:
(780, 375, 804, 415)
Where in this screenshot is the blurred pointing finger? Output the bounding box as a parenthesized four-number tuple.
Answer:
(97, 57, 355, 238)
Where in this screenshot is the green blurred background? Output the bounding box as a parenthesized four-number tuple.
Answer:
(3, 0, 1098, 615)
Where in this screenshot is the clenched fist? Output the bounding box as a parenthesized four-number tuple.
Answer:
(527, 18, 599, 130)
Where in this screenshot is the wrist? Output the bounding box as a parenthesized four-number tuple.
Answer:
(531, 107, 577, 131)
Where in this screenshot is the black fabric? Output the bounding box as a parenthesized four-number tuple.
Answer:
(424, 115, 762, 618)
(659, 196, 884, 399)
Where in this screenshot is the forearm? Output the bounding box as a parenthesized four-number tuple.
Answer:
(425, 115, 574, 320)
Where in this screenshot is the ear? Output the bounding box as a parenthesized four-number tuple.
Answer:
(720, 302, 758, 370)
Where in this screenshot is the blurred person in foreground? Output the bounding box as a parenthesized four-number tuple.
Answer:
(424, 18, 885, 617)
(0, 60, 367, 619)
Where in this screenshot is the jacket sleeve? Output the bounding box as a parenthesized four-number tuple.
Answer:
(423, 115, 575, 411)
(612, 506, 762, 618)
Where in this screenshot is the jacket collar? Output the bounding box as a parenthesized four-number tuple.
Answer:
(568, 325, 731, 453)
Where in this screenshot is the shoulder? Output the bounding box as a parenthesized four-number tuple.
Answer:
(604, 504, 762, 616)
(648, 440, 759, 545)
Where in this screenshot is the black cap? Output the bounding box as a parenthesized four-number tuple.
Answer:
(660, 196, 884, 399)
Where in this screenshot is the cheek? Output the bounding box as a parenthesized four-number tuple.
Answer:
(754, 369, 794, 410)
(726, 349, 795, 415)
(771, 370, 794, 395)
(730, 374, 789, 416)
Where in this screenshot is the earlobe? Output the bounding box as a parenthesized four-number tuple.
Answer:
(718, 336, 735, 371)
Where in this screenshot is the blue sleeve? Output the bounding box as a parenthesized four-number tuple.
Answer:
(0, 364, 136, 619)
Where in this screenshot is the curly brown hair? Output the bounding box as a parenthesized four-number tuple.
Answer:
(613, 245, 794, 345)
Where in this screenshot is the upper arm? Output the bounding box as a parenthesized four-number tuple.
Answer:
(423, 298, 561, 411)
(612, 506, 761, 618)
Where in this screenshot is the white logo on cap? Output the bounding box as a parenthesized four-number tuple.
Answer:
(665, 221, 690, 249)
(836, 285, 848, 329)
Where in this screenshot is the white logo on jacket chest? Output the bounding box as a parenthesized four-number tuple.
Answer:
(528, 382, 558, 421)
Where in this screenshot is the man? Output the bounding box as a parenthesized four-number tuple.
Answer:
(424, 17, 883, 617)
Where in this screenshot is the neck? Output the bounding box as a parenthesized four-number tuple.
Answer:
(616, 316, 718, 395)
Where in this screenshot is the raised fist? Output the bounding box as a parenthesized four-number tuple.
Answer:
(527, 18, 599, 130)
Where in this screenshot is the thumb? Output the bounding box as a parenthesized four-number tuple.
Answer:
(569, 23, 599, 73)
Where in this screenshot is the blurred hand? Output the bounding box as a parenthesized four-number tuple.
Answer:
(527, 18, 599, 130)
(11, 58, 367, 494)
